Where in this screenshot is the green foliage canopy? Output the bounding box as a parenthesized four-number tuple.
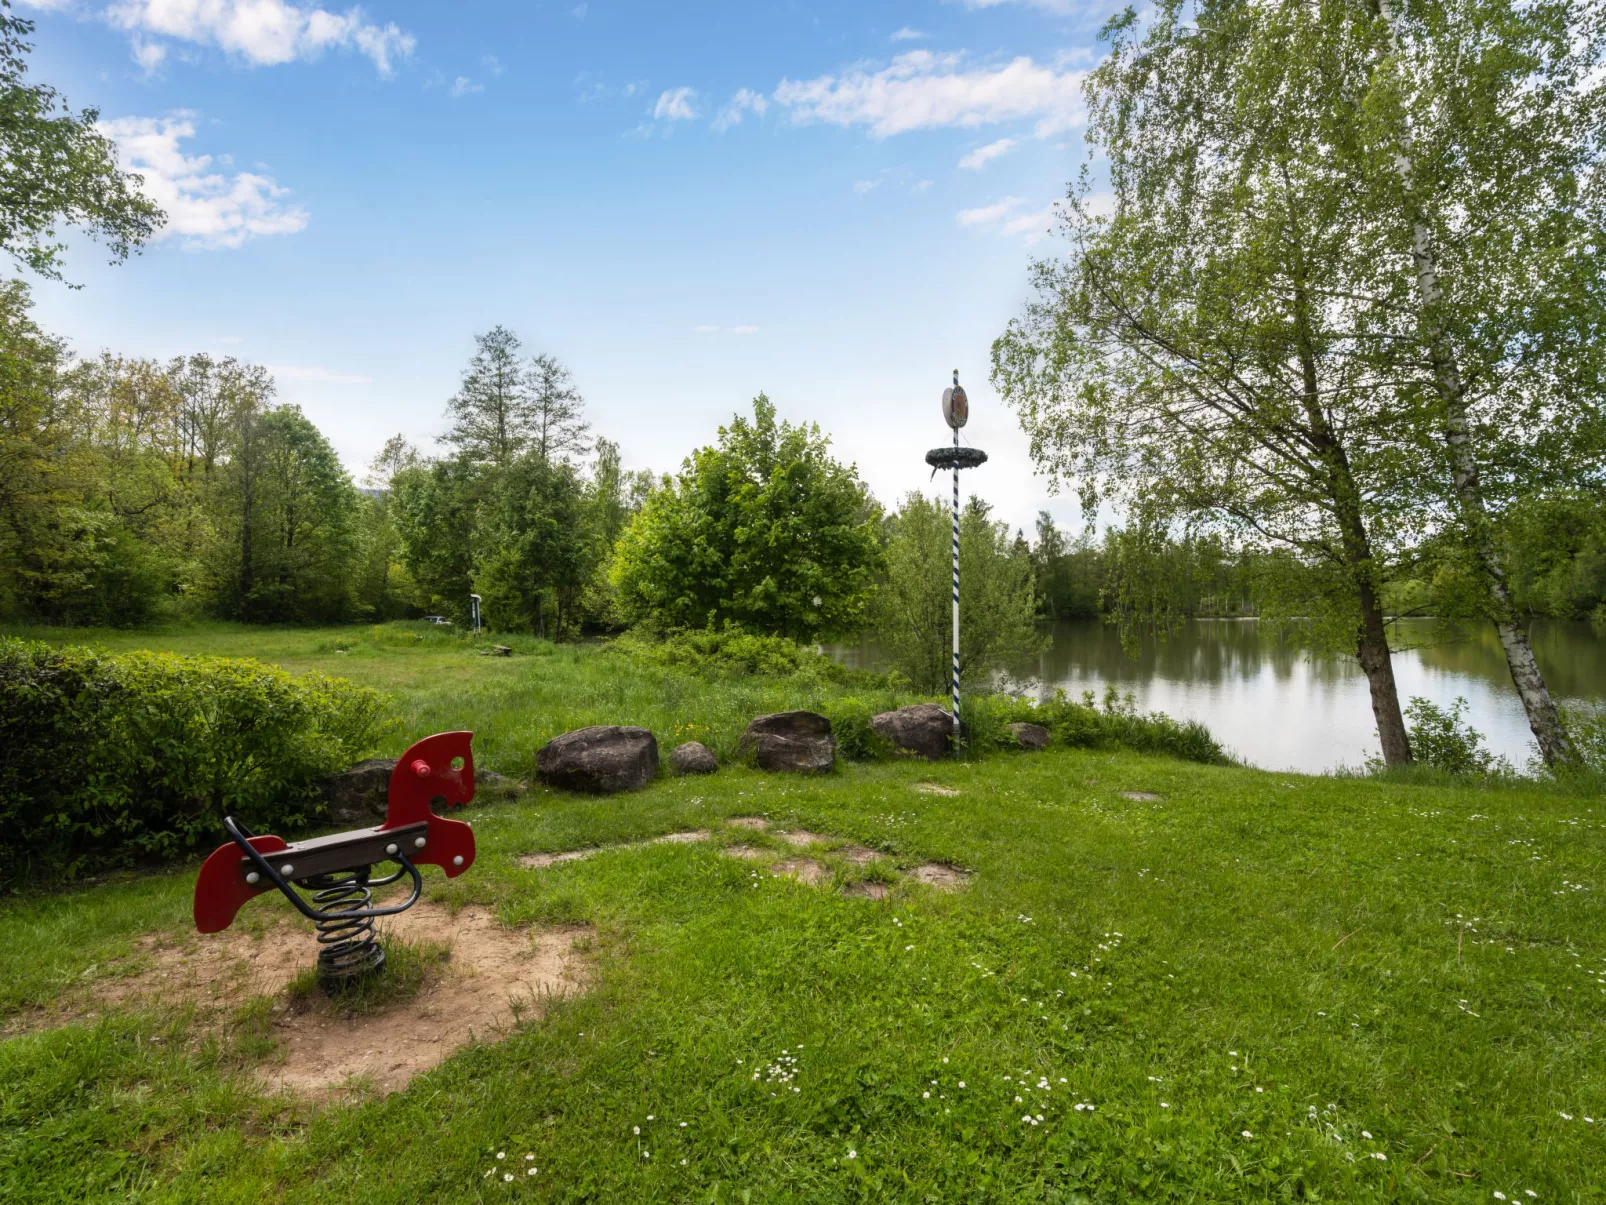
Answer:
(611, 394, 882, 641)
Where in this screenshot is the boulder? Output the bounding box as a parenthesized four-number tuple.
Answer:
(871, 703, 955, 761)
(741, 711, 835, 773)
(1007, 722, 1051, 751)
(671, 741, 719, 775)
(320, 757, 395, 825)
(537, 725, 660, 793)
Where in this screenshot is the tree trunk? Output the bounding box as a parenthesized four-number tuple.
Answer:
(1372, 0, 1578, 768)
(1356, 573, 1413, 764)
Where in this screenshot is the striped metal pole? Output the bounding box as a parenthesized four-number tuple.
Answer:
(951, 372, 962, 746)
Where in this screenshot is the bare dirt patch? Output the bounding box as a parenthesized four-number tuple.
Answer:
(912, 862, 972, 891)
(843, 881, 890, 900)
(727, 817, 769, 830)
(723, 844, 772, 861)
(769, 859, 828, 886)
(260, 905, 589, 1096)
(1120, 791, 1164, 802)
(653, 830, 710, 845)
(18, 903, 591, 1097)
(913, 783, 961, 797)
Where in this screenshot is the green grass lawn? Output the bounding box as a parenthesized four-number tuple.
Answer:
(1, 623, 1602, 1202)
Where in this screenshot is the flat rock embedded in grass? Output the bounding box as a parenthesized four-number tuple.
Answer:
(779, 829, 829, 848)
(740, 711, 835, 773)
(723, 844, 771, 860)
(769, 859, 828, 886)
(520, 849, 598, 869)
(913, 782, 961, 797)
(537, 725, 660, 794)
(871, 703, 955, 760)
(843, 881, 891, 900)
(671, 741, 719, 774)
(1120, 790, 1164, 802)
(912, 862, 972, 891)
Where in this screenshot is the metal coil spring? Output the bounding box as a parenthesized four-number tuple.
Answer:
(305, 866, 385, 989)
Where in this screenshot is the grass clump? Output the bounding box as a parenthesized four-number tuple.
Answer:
(283, 934, 451, 1019)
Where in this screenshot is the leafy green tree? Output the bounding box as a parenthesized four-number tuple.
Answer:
(872, 493, 1042, 694)
(0, 5, 163, 282)
(390, 456, 483, 620)
(528, 353, 590, 464)
(472, 453, 589, 635)
(611, 394, 882, 641)
(441, 326, 533, 467)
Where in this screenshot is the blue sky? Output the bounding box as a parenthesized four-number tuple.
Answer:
(22, 0, 1117, 533)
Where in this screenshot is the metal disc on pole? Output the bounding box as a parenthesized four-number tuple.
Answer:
(934, 371, 985, 752)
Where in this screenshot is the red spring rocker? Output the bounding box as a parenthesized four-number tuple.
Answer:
(193, 731, 478, 990)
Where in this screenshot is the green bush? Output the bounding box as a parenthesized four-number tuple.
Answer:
(1400, 696, 1511, 777)
(961, 687, 1229, 764)
(612, 627, 875, 685)
(0, 639, 392, 887)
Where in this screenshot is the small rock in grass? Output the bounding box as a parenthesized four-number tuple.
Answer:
(871, 703, 955, 761)
(536, 726, 659, 794)
(912, 862, 971, 891)
(671, 741, 718, 775)
(1120, 790, 1164, 803)
(1006, 722, 1050, 751)
(913, 783, 960, 797)
(740, 711, 835, 773)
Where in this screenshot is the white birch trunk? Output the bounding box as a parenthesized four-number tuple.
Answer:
(1373, 0, 1578, 767)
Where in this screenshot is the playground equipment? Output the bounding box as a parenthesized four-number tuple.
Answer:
(925, 371, 988, 745)
(193, 731, 478, 990)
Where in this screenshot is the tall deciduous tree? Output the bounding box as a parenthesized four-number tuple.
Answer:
(527, 353, 590, 464)
(0, 4, 163, 282)
(611, 394, 882, 641)
(873, 493, 1043, 694)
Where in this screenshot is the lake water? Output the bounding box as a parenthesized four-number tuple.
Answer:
(832, 618, 1606, 774)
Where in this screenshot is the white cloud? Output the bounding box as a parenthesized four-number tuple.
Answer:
(653, 86, 699, 121)
(449, 75, 482, 97)
(774, 51, 1086, 138)
(99, 113, 309, 249)
(959, 136, 1017, 170)
(1001, 201, 1060, 243)
(105, 0, 416, 76)
(853, 178, 879, 194)
(131, 36, 166, 75)
(480, 53, 502, 75)
(959, 0, 1085, 11)
(268, 364, 373, 384)
(913, 178, 933, 191)
(956, 196, 1025, 226)
(712, 87, 768, 132)
(890, 26, 926, 41)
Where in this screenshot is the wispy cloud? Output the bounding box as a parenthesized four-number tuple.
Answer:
(890, 26, 926, 41)
(653, 86, 699, 121)
(957, 196, 1025, 227)
(959, 137, 1017, 170)
(99, 113, 308, 250)
(712, 87, 768, 132)
(449, 75, 483, 97)
(105, 0, 415, 75)
(268, 364, 373, 384)
(773, 51, 1086, 138)
(480, 53, 502, 76)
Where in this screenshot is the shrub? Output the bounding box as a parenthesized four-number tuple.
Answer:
(612, 627, 876, 685)
(961, 687, 1229, 765)
(1401, 696, 1511, 777)
(0, 639, 392, 887)
(1558, 699, 1606, 772)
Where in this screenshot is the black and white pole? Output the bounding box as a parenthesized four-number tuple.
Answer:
(926, 372, 987, 750)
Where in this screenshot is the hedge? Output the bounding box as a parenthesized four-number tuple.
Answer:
(0, 639, 392, 887)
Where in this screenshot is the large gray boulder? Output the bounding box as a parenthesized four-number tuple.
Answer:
(320, 758, 395, 825)
(872, 703, 955, 761)
(1007, 722, 1051, 751)
(671, 741, 718, 775)
(741, 711, 835, 773)
(537, 725, 660, 793)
